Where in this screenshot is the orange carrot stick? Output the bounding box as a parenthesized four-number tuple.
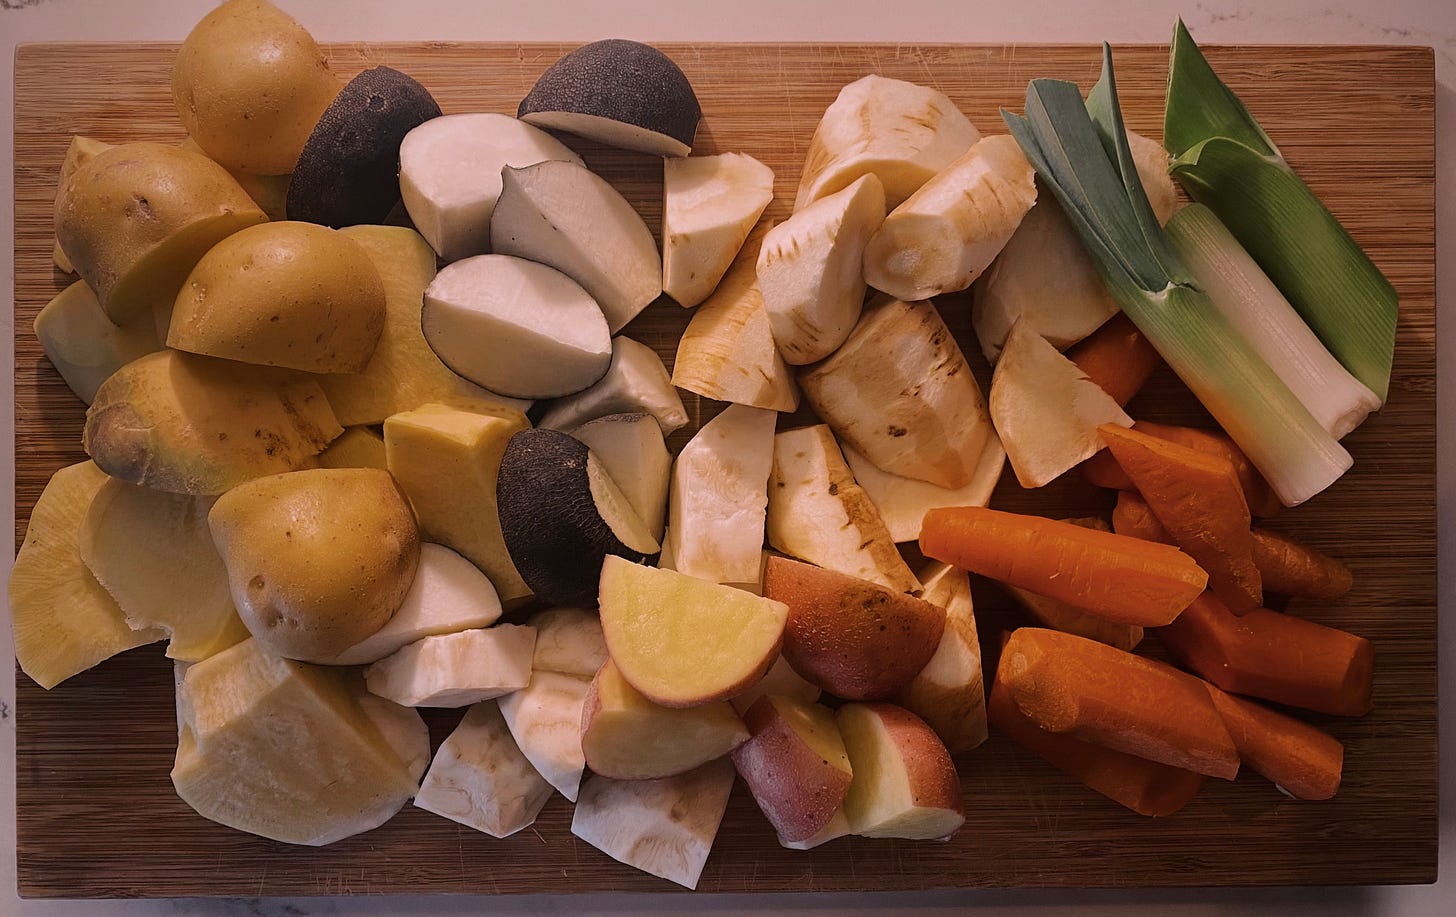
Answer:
(920, 507, 1207, 627)
(997, 628, 1240, 779)
(1099, 424, 1262, 616)
(1000, 517, 1144, 651)
(988, 672, 1204, 816)
(1157, 592, 1373, 716)
(1066, 313, 1164, 406)
(1111, 491, 1170, 543)
(1251, 529, 1354, 600)
(1204, 684, 1343, 800)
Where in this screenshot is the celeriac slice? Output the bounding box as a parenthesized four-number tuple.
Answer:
(364, 625, 536, 708)
(843, 433, 1005, 543)
(34, 280, 161, 405)
(663, 152, 775, 308)
(990, 319, 1133, 488)
(538, 336, 688, 435)
(666, 403, 776, 584)
(414, 700, 553, 838)
(527, 607, 608, 678)
(571, 758, 736, 890)
(497, 669, 591, 801)
(571, 412, 671, 541)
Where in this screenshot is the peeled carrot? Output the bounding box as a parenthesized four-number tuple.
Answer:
(988, 671, 1204, 816)
(1001, 516, 1144, 651)
(1158, 591, 1373, 716)
(1066, 313, 1164, 406)
(1100, 424, 1262, 616)
(1205, 684, 1343, 800)
(1081, 421, 1282, 518)
(920, 507, 1207, 627)
(1251, 528, 1354, 600)
(998, 627, 1240, 779)
(1111, 491, 1170, 543)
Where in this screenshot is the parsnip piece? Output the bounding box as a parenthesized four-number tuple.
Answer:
(527, 607, 608, 678)
(672, 222, 799, 411)
(666, 404, 776, 584)
(844, 434, 1005, 543)
(799, 297, 990, 489)
(863, 134, 1037, 301)
(79, 477, 248, 662)
(795, 75, 980, 211)
(538, 336, 688, 435)
(9, 461, 164, 690)
(497, 670, 591, 801)
(990, 320, 1133, 488)
(757, 174, 886, 364)
(364, 625, 536, 708)
(663, 152, 775, 308)
(33, 280, 161, 405)
(971, 131, 1177, 361)
(766, 425, 919, 593)
(894, 563, 987, 753)
(414, 701, 553, 838)
(571, 758, 736, 890)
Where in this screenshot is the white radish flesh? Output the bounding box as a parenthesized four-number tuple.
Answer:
(538, 336, 688, 435)
(663, 153, 775, 308)
(570, 412, 671, 542)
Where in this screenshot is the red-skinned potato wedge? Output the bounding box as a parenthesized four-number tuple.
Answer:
(998, 627, 1240, 779)
(893, 562, 988, 753)
(919, 506, 1206, 627)
(1205, 684, 1343, 800)
(837, 702, 965, 840)
(731, 694, 853, 842)
(1099, 423, 1262, 616)
(1158, 592, 1373, 717)
(763, 556, 945, 701)
(1250, 529, 1354, 600)
(581, 659, 750, 780)
(1081, 421, 1282, 518)
(1065, 312, 1163, 407)
(988, 665, 1204, 816)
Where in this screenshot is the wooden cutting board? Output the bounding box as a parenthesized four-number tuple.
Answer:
(11, 41, 1436, 897)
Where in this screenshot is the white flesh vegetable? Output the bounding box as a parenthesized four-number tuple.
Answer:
(570, 412, 671, 541)
(363, 625, 536, 708)
(538, 336, 688, 435)
(663, 152, 775, 308)
(414, 700, 554, 838)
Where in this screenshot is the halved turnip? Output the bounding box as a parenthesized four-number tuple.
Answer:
(537, 336, 688, 435)
(570, 412, 671, 541)
(517, 40, 701, 157)
(399, 113, 584, 263)
(491, 159, 662, 332)
(422, 254, 611, 400)
(662, 153, 775, 308)
(496, 428, 660, 605)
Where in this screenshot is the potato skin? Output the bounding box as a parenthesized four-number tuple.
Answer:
(208, 468, 420, 662)
(172, 0, 341, 175)
(54, 142, 266, 323)
(168, 221, 387, 373)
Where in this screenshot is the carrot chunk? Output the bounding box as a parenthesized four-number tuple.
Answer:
(1251, 528, 1354, 600)
(1065, 313, 1163, 407)
(1205, 684, 1343, 800)
(920, 507, 1206, 627)
(1111, 491, 1170, 543)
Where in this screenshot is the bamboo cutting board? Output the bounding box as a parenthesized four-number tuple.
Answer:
(11, 42, 1436, 897)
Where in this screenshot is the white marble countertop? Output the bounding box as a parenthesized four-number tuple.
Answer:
(2, 0, 1451, 914)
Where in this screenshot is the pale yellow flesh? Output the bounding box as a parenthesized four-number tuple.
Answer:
(414, 701, 553, 838)
(895, 563, 988, 753)
(769, 694, 853, 776)
(79, 477, 248, 662)
(33, 279, 161, 405)
(317, 427, 388, 470)
(598, 556, 788, 707)
(729, 654, 821, 716)
(843, 433, 1006, 543)
(662, 152, 776, 308)
(9, 461, 164, 689)
(496, 670, 591, 802)
(837, 704, 964, 839)
(363, 625, 536, 708)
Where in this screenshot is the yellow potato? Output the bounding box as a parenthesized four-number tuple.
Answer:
(208, 468, 421, 663)
(54, 142, 267, 323)
(168, 222, 386, 373)
(172, 0, 340, 175)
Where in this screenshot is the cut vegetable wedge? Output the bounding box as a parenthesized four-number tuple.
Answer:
(414, 701, 554, 837)
(496, 670, 591, 802)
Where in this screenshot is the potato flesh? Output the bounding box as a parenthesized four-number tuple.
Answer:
(33, 279, 161, 405)
(837, 703, 964, 839)
(662, 152, 775, 308)
(363, 625, 536, 708)
(598, 556, 788, 707)
(414, 701, 554, 838)
(9, 461, 164, 690)
(317, 427, 388, 470)
(728, 654, 821, 716)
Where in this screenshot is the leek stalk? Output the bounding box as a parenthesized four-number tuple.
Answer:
(1166, 204, 1380, 439)
(1001, 45, 1350, 507)
(1164, 19, 1398, 403)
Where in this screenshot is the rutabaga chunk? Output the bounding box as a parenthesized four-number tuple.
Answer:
(538, 336, 688, 435)
(356, 693, 432, 783)
(414, 701, 554, 838)
(497, 669, 591, 801)
(663, 153, 775, 308)
(843, 433, 1005, 543)
(398, 113, 584, 263)
(794, 75, 981, 212)
(33, 280, 161, 405)
(571, 758, 736, 890)
(363, 625, 536, 708)
(570, 412, 671, 541)
(990, 320, 1133, 488)
(971, 131, 1178, 362)
(421, 254, 612, 400)
(757, 174, 886, 365)
(766, 425, 919, 593)
(672, 222, 799, 411)
(666, 404, 777, 584)
(863, 134, 1037, 302)
(322, 543, 504, 667)
(527, 607, 608, 678)
(491, 159, 662, 333)
(799, 297, 990, 489)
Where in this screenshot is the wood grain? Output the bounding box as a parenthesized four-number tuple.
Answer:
(11, 41, 1436, 897)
